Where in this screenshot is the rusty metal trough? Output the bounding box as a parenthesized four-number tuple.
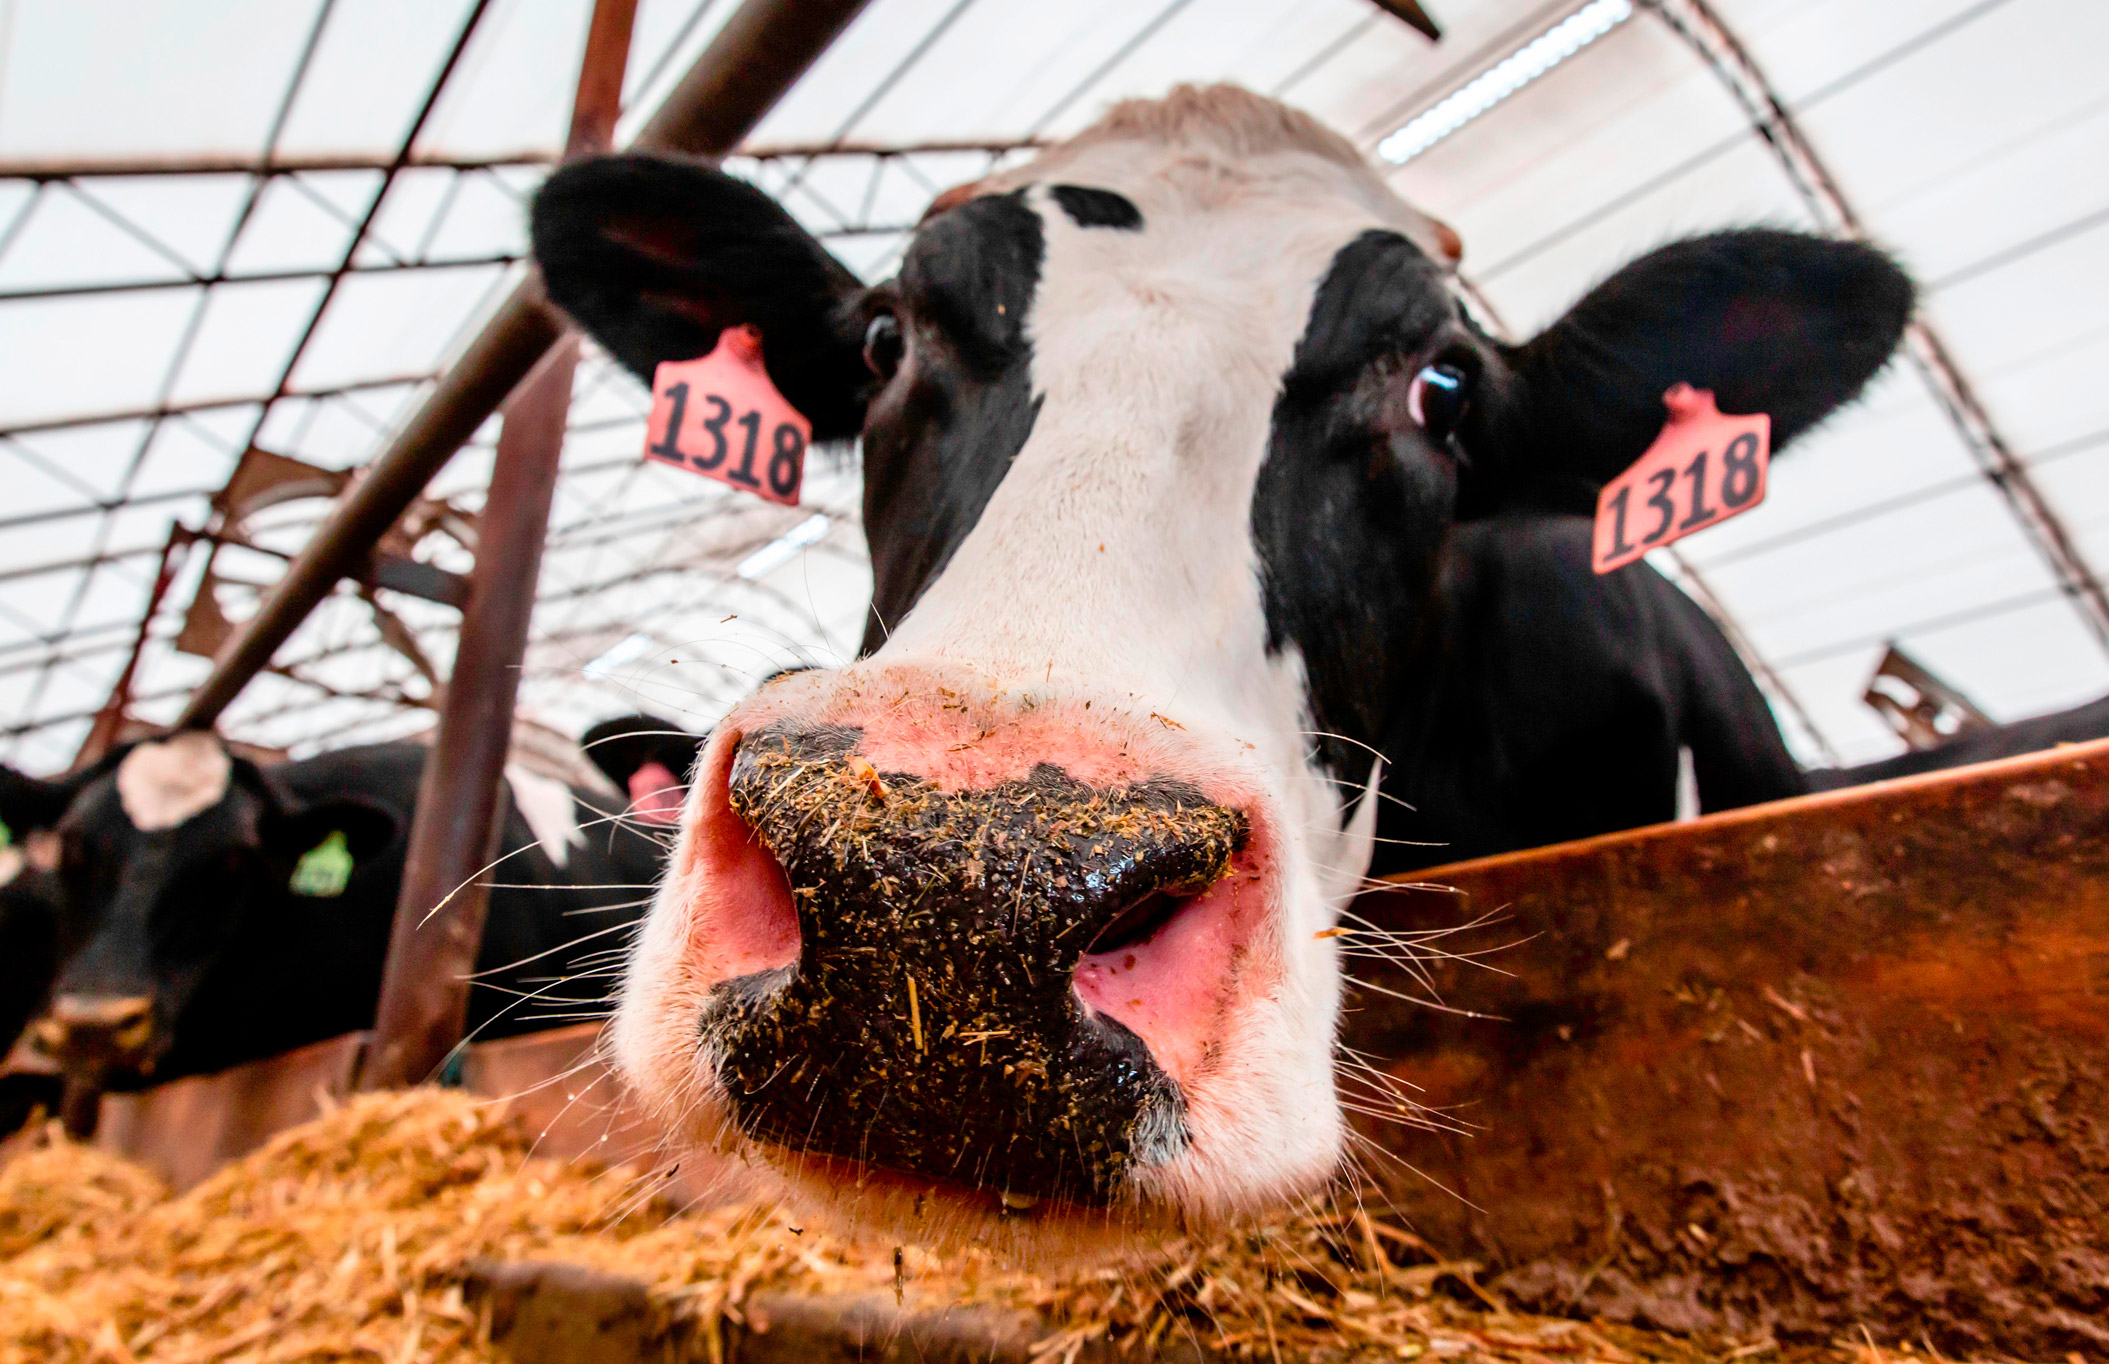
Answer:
(1349, 736, 2109, 1355)
(36, 737, 2109, 1357)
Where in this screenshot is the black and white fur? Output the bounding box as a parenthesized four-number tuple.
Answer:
(531, 85, 1911, 1245)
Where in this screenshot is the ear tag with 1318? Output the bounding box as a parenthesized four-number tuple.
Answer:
(644, 325, 808, 506)
(1593, 384, 1770, 574)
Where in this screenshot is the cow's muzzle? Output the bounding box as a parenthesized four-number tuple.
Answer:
(34, 993, 158, 1075)
(707, 722, 1248, 1207)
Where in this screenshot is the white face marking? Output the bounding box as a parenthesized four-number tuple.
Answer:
(504, 765, 584, 868)
(614, 93, 1453, 1249)
(115, 732, 233, 832)
(856, 155, 1418, 1216)
(0, 846, 20, 888)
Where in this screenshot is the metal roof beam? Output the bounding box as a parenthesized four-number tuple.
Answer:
(176, 0, 879, 732)
(0, 373, 437, 441)
(0, 139, 1035, 183)
(0, 151, 556, 180)
(0, 254, 519, 305)
(1642, 0, 2109, 658)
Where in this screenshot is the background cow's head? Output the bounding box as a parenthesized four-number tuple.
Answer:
(580, 712, 703, 825)
(0, 732, 395, 1085)
(1, 775, 68, 1063)
(533, 85, 1909, 1255)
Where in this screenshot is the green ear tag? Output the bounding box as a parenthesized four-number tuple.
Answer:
(0, 818, 13, 851)
(289, 830, 353, 898)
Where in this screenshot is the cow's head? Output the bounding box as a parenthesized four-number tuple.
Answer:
(533, 85, 1909, 1255)
(1, 775, 68, 1061)
(0, 732, 394, 1085)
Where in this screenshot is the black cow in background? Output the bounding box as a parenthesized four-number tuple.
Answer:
(1, 774, 67, 1056)
(0, 835, 65, 1132)
(0, 718, 699, 1101)
(1347, 233, 2102, 874)
(1262, 229, 1916, 875)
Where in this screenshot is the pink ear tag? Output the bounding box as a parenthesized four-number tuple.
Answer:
(643, 325, 809, 505)
(1592, 384, 1770, 575)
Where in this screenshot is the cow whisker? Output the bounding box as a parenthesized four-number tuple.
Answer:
(1305, 769, 1422, 813)
(1337, 1128, 1482, 1211)
(414, 802, 663, 926)
(460, 918, 641, 980)
(560, 896, 659, 916)
(1342, 973, 1507, 1021)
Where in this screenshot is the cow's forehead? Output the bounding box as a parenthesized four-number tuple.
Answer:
(964, 119, 1455, 268)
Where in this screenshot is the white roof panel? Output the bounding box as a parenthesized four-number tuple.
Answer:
(0, 0, 2103, 775)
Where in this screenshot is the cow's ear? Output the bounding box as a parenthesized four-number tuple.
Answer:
(0, 765, 86, 840)
(1501, 228, 1914, 488)
(532, 154, 869, 441)
(262, 780, 400, 871)
(578, 712, 701, 792)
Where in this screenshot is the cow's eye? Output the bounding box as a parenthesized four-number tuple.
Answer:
(1407, 363, 1469, 442)
(863, 313, 904, 380)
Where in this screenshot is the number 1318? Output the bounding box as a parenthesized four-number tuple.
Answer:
(647, 381, 805, 502)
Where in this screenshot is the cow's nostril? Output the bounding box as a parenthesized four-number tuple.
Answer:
(1085, 888, 1196, 957)
(711, 720, 1249, 1204)
(45, 994, 158, 1065)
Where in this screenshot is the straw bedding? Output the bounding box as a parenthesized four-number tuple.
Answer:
(0, 1091, 1990, 1364)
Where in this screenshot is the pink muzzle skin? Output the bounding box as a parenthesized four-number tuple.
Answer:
(658, 669, 1289, 1203)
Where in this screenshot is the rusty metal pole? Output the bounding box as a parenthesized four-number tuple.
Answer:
(357, 0, 636, 1092)
(360, 338, 582, 1089)
(76, 525, 192, 767)
(176, 0, 876, 732)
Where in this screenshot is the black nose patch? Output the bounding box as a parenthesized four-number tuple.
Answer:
(1050, 183, 1143, 231)
(708, 722, 1245, 1206)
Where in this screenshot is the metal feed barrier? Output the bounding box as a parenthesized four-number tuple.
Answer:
(42, 735, 2109, 1357)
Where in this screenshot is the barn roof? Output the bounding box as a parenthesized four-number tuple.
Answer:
(1, 0, 2102, 771)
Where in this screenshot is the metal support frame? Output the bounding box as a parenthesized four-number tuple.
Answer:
(0, 139, 1032, 181)
(360, 339, 584, 1088)
(354, 0, 638, 1092)
(0, 142, 1034, 308)
(174, 0, 876, 733)
(74, 526, 194, 767)
(0, 151, 553, 180)
(1641, 0, 2109, 658)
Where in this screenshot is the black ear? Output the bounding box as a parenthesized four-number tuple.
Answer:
(1504, 228, 1915, 487)
(270, 797, 399, 865)
(531, 154, 870, 441)
(0, 765, 86, 839)
(579, 713, 702, 790)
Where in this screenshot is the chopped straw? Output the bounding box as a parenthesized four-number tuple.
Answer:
(0, 1091, 2002, 1363)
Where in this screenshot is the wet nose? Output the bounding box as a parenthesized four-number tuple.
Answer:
(40, 994, 156, 1069)
(711, 722, 1247, 1205)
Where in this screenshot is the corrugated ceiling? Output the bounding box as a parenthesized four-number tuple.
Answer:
(1, 0, 2102, 772)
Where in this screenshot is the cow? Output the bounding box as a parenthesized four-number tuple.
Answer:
(529, 84, 1912, 1256)
(1, 785, 66, 1058)
(1368, 514, 1810, 873)
(0, 721, 694, 1097)
(0, 827, 65, 1131)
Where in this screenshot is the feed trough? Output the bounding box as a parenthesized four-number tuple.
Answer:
(31, 741, 2102, 1357)
(1347, 737, 2109, 1355)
